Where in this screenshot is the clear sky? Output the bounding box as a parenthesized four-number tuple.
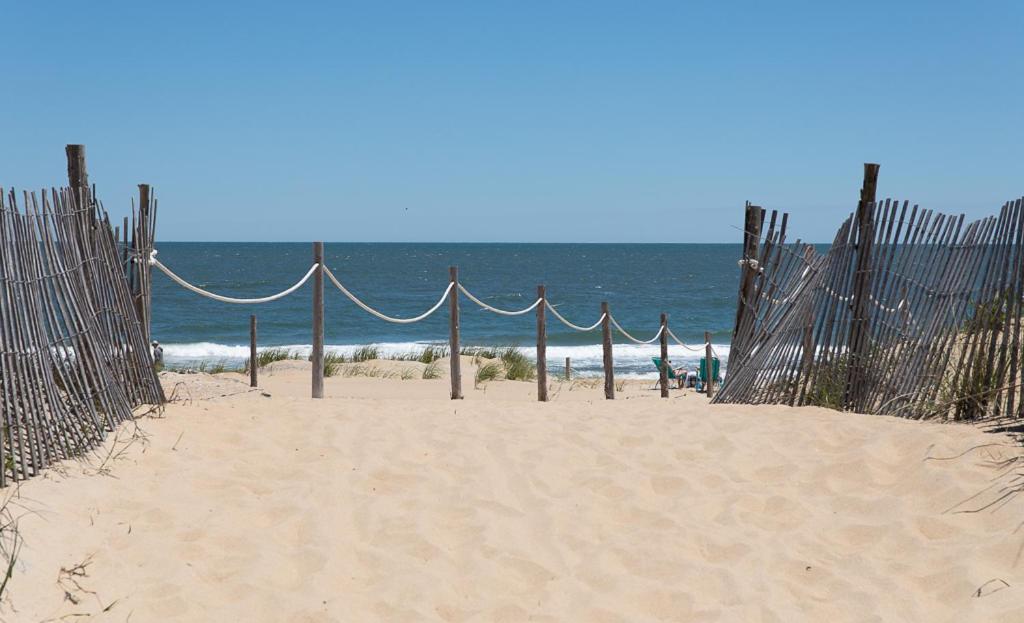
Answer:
(2, 1, 1022, 242)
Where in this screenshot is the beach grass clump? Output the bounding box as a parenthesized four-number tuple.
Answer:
(197, 360, 239, 375)
(422, 362, 442, 380)
(499, 347, 535, 381)
(475, 361, 502, 386)
(387, 345, 449, 363)
(244, 347, 295, 372)
(462, 346, 500, 360)
(418, 345, 449, 364)
(351, 345, 379, 363)
(339, 365, 393, 379)
(803, 354, 848, 410)
(323, 352, 347, 377)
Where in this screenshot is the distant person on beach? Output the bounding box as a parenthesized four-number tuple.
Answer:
(671, 363, 687, 389)
(687, 368, 699, 390)
(151, 341, 164, 371)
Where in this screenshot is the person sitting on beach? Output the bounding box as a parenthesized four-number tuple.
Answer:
(686, 368, 698, 389)
(672, 363, 687, 389)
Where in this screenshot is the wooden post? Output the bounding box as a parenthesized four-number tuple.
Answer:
(249, 315, 258, 388)
(601, 301, 614, 399)
(660, 314, 670, 397)
(312, 242, 324, 399)
(449, 266, 463, 399)
(565, 357, 571, 380)
(135, 184, 152, 345)
(65, 145, 97, 302)
(121, 216, 129, 268)
(845, 163, 881, 411)
(732, 202, 763, 363)
(65, 144, 89, 211)
(536, 285, 548, 402)
(705, 331, 715, 397)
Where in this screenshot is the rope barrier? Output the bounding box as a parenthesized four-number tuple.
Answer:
(324, 265, 452, 324)
(609, 314, 664, 344)
(153, 248, 718, 358)
(458, 284, 542, 316)
(665, 327, 709, 352)
(544, 301, 605, 332)
(151, 254, 319, 305)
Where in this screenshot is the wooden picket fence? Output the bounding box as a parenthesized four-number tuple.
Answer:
(715, 164, 1024, 425)
(0, 147, 163, 486)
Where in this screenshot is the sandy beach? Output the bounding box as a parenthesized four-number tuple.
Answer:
(3, 358, 1023, 622)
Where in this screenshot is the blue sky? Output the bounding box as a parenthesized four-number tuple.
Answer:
(2, 1, 1022, 242)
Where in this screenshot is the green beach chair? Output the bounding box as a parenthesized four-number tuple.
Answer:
(651, 357, 679, 390)
(699, 357, 721, 386)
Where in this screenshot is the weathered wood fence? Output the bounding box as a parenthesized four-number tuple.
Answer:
(0, 147, 163, 486)
(716, 164, 1024, 424)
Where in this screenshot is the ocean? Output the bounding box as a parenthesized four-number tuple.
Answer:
(152, 243, 742, 378)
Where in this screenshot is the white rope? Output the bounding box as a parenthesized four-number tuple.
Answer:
(609, 315, 664, 345)
(458, 284, 542, 316)
(665, 326, 709, 352)
(324, 266, 452, 324)
(151, 254, 318, 304)
(545, 301, 605, 332)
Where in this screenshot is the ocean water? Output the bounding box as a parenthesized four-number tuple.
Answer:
(151, 243, 742, 378)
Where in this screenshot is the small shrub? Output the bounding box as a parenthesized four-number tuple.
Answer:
(400, 368, 417, 380)
(804, 354, 848, 410)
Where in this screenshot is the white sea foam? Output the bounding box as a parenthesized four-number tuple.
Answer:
(162, 341, 729, 378)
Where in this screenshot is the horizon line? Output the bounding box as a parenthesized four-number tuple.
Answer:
(155, 240, 833, 245)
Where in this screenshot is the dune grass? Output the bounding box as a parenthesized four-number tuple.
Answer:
(475, 361, 502, 386)
(351, 345, 379, 363)
(244, 347, 298, 373)
(499, 347, 536, 381)
(422, 362, 443, 380)
(323, 352, 347, 377)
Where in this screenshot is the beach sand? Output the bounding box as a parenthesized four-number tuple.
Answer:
(4, 358, 1024, 622)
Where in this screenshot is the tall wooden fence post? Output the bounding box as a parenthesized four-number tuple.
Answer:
(250, 315, 258, 388)
(135, 184, 153, 345)
(65, 144, 89, 215)
(705, 331, 715, 398)
(121, 216, 129, 267)
(312, 242, 324, 399)
(536, 285, 548, 402)
(845, 163, 880, 411)
(732, 202, 763, 365)
(449, 266, 463, 399)
(565, 357, 571, 380)
(601, 301, 614, 399)
(659, 313, 669, 397)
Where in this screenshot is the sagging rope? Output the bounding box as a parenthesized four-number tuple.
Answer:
(152, 250, 715, 349)
(458, 284, 542, 316)
(609, 315, 664, 344)
(544, 301, 605, 332)
(324, 265, 452, 324)
(666, 326, 710, 352)
(150, 252, 319, 305)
